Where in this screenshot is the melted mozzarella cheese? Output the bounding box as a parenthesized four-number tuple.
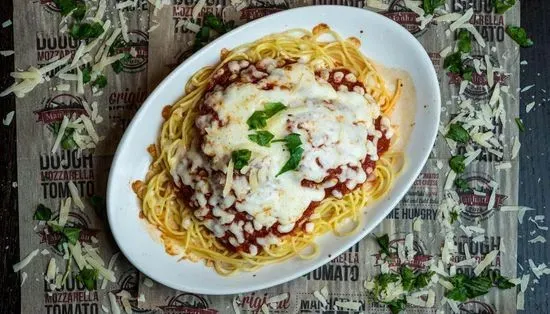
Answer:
(174, 62, 382, 246)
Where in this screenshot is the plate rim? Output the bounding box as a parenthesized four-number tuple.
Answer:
(107, 5, 441, 295)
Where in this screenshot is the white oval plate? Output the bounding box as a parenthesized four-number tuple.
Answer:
(107, 5, 440, 295)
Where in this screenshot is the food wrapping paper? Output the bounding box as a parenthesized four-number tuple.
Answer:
(12, 0, 521, 312)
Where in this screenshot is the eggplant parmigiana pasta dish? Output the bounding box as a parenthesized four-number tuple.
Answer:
(132, 24, 405, 275)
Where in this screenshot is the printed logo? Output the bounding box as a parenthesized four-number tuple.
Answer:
(39, 0, 61, 14)
(447, 54, 510, 100)
(111, 270, 153, 313)
(159, 293, 218, 314)
(111, 30, 149, 73)
(373, 235, 433, 271)
(235, 292, 291, 314)
(297, 293, 364, 313)
(383, 0, 429, 37)
(35, 94, 87, 125)
(312, 0, 365, 8)
(37, 211, 100, 255)
(458, 300, 496, 314)
(304, 243, 361, 281)
(239, 0, 289, 21)
(457, 173, 507, 221)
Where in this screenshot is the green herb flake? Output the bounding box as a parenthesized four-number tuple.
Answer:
(443, 52, 463, 74)
(72, 3, 86, 21)
(276, 133, 304, 176)
(449, 155, 466, 174)
(61, 131, 77, 150)
(89, 195, 107, 219)
(63, 227, 81, 245)
(81, 66, 91, 84)
(400, 266, 415, 291)
(454, 178, 470, 191)
(387, 298, 407, 314)
(248, 130, 275, 147)
(76, 268, 98, 291)
(54, 0, 77, 16)
(446, 123, 470, 143)
(232, 149, 251, 171)
(422, 0, 445, 15)
(414, 271, 435, 290)
(515, 117, 525, 132)
(506, 26, 534, 48)
(247, 102, 287, 130)
(33, 204, 53, 221)
(494, 0, 516, 14)
(112, 60, 124, 74)
(445, 272, 516, 302)
(457, 30, 472, 53)
(70, 22, 104, 40)
(92, 75, 107, 88)
(375, 234, 391, 256)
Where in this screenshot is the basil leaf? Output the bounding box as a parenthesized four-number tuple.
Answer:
(454, 178, 470, 191)
(449, 155, 466, 173)
(496, 277, 516, 289)
(422, 0, 445, 15)
(33, 204, 53, 221)
(263, 102, 287, 117)
(92, 75, 107, 88)
(72, 3, 86, 21)
(89, 195, 106, 219)
(446, 123, 470, 143)
(494, 0, 516, 14)
(457, 30, 472, 53)
(515, 117, 525, 132)
(462, 67, 473, 81)
(204, 13, 226, 34)
(386, 297, 406, 314)
(248, 131, 275, 147)
(54, 0, 77, 16)
(232, 149, 251, 170)
(446, 285, 469, 302)
(63, 227, 81, 245)
(400, 266, 415, 291)
(375, 234, 391, 256)
(61, 129, 77, 150)
(70, 22, 104, 40)
(247, 102, 287, 130)
(506, 26, 534, 48)
(450, 210, 459, 224)
(443, 52, 463, 74)
(276, 147, 303, 176)
(112, 60, 124, 73)
(76, 268, 98, 291)
(414, 271, 434, 289)
(81, 66, 91, 84)
(247, 111, 269, 130)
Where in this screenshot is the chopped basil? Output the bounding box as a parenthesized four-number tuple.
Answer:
(387, 298, 407, 314)
(54, 0, 79, 16)
(33, 204, 53, 221)
(462, 67, 474, 81)
(494, 0, 516, 14)
(400, 266, 415, 291)
(422, 0, 445, 15)
(81, 66, 91, 84)
(449, 155, 466, 173)
(454, 178, 470, 191)
(414, 270, 435, 289)
(112, 60, 124, 73)
(457, 30, 472, 53)
(92, 75, 107, 88)
(445, 123, 470, 143)
(275, 133, 303, 176)
(445, 272, 516, 302)
(76, 268, 98, 291)
(247, 102, 287, 130)
(443, 52, 463, 74)
(70, 22, 104, 40)
(192, 14, 235, 52)
(63, 227, 81, 245)
(506, 26, 534, 48)
(375, 234, 391, 256)
(232, 149, 251, 170)
(89, 195, 106, 219)
(60, 129, 77, 150)
(515, 117, 525, 132)
(72, 3, 86, 21)
(450, 210, 459, 224)
(248, 130, 275, 147)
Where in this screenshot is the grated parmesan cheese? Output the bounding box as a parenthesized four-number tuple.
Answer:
(335, 300, 361, 310)
(450, 8, 473, 31)
(13, 249, 40, 272)
(3, 111, 15, 126)
(192, 0, 207, 20)
(2, 19, 12, 28)
(68, 181, 85, 210)
(109, 292, 121, 314)
(143, 277, 154, 288)
(474, 250, 498, 276)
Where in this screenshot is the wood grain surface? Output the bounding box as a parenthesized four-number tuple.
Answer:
(0, 1, 548, 313)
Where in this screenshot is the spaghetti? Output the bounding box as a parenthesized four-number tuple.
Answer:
(133, 24, 404, 275)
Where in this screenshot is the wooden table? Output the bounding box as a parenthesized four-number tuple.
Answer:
(1, 1, 549, 312)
